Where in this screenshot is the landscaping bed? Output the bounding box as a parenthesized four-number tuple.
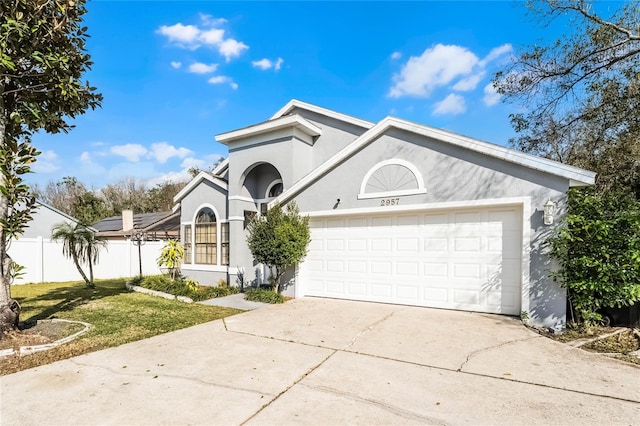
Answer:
(0, 278, 242, 375)
(130, 275, 238, 302)
(543, 324, 640, 366)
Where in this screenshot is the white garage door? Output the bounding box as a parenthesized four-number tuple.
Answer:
(299, 206, 522, 315)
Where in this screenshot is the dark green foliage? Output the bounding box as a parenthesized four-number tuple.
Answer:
(133, 275, 238, 302)
(246, 202, 310, 293)
(1, 0, 102, 312)
(550, 188, 640, 324)
(244, 288, 285, 304)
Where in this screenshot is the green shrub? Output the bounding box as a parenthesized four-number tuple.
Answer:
(550, 188, 640, 324)
(133, 275, 238, 302)
(245, 288, 285, 304)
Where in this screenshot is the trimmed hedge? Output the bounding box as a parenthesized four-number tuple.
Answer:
(244, 288, 285, 304)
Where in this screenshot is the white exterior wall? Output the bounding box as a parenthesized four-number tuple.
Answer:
(8, 238, 165, 284)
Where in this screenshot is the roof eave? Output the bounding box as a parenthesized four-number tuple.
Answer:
(216, 114, 322, 145)
(270, 99, 375, 129)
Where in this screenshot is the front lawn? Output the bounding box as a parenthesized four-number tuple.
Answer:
(0, 278, 242, 375)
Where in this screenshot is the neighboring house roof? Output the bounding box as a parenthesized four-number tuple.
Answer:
(36, 201, 87, 226)
(269, 114, 597, 207)
(270, 99, 375, 129)
(216, 114, 323, 145)
(93, 211, 180, 238)
(173, 171, 229, 205)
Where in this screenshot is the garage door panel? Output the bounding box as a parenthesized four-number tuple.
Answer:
(347, 260, 367, 274)
(348, 217, 367, 228)
(396, 262, 419, 276)
(424, 262, 448, 277)
(300, 206, 522, 316)
(326, 260, 344, 273)
(397, 285, 419, 299)
(453, 263, 482, 279)
(371, 283, 393, 297)
(424, 238, 448, 251)
(396, 238, 419, 251)
(371, 239, 392, 251)
(397, 215, 420, 227)
(453, 289, 480, 305)
(348, 239, 367, 251)
(371, 261, 392, 274)
(453, 237, 482, 252)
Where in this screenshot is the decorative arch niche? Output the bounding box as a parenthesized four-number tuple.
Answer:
(358, 159, 426, 199)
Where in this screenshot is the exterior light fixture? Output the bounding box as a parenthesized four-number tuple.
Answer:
(543, 199, 555, 225)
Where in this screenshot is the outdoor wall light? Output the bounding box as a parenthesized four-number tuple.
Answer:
(543, 199, 555, 225)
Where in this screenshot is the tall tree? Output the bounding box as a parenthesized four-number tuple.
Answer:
(51, 221, 106, 288)
(0, 0, 102, 330)
(494, 0, 640, 195)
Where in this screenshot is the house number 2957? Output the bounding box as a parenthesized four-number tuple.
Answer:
(380, 198, 400, 206)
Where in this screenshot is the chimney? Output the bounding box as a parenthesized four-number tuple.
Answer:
(122, 209, 134, 231)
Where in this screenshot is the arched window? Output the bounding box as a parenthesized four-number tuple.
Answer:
(195, 207, 217, 264)
(358, 159, 426, 199)
(265, 179, 283, 198)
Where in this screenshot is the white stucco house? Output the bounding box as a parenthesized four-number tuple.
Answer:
(173, 100, 595, 329)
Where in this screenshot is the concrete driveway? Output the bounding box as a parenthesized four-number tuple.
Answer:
(2, 298, 639, 425)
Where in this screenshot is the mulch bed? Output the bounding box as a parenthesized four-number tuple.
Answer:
(1, 320, 86, 352)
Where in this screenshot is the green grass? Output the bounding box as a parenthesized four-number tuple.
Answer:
(1, 278, 242, 375)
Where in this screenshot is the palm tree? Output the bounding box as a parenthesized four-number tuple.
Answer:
(51, 222, 107, 288)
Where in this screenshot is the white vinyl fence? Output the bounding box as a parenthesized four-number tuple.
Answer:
(8, 238, 166, 284)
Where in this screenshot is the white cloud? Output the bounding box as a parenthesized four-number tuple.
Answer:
(208, 75, 238, 89)
(433, 93, 466, 115)
(252, 57, 284, 71)
(145, 170, 192, 187)
(32, 150, 59, 173)
(479, 43, 513, 67)
(170, 61, 182, 69)
(78, 151, 107, 176)
(389, 44, 479, 98)
(252, 58, 271, 70)
(199, 14, 227, 27)
(157, 16, 248, 61)
(148, 142, 193, 164)
(110, 144, 147, 162)
(483, 83, 501, 106)
(452, 73, 484, 91)
(218, 39, 249, 62)
(180, 157, 207, 170)
(188, 62, 218, 74)
(157, 23, 200, 45)
(199, 28, 225, 45)
(391, 51, 402, 60)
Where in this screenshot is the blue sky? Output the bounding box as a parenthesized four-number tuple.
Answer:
(29, 0, 560, 189)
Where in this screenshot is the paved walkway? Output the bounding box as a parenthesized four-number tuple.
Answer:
(2, 298, 639, 425)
